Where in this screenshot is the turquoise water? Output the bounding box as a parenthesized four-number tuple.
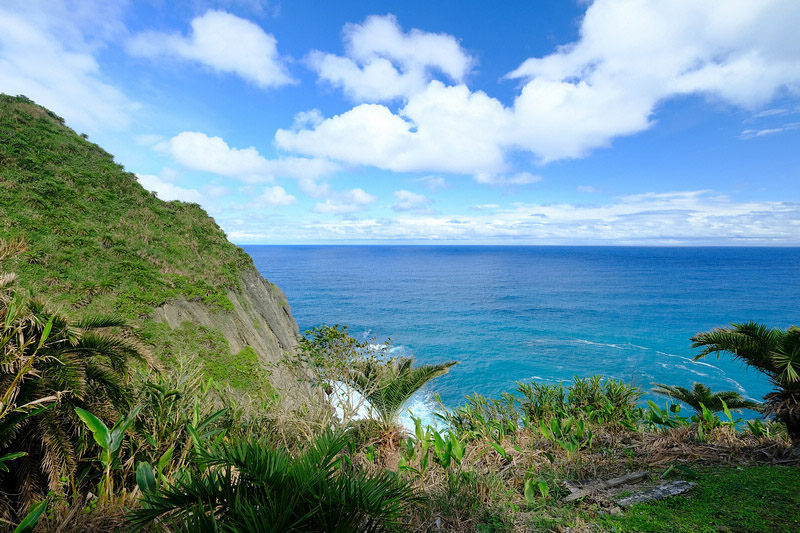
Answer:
(244, 246, 799, 413)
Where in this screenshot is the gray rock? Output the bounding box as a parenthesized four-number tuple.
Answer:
(617, 480, 697, 508)
(153, 266, 307, 403)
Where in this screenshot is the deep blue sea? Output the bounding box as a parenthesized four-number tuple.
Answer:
(244, 246, 799, 418)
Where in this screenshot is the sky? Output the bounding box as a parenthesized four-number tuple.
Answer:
(1, 0, 799, 245)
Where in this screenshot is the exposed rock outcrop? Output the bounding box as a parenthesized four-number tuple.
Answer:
(153, 267, 302, 398)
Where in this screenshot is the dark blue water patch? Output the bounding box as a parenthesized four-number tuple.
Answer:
(243, 245, 800, 410)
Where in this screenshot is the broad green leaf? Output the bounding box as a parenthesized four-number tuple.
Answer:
(0, 451, 27, 473)
(14, 500, 47, 533)
(35, 316, 54, 351)
(721, 399, 734, 423)
(75, 407, 110, 450)
(136, 462, 157, 494)
(489, 441, 510, 460)
(109, 405, 142, 451)
(523, 478, 536, 505)
(195, 408, 227, 433)
(157, 446, 174, 473)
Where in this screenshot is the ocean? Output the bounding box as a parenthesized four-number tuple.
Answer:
(244, 246, 799, 419)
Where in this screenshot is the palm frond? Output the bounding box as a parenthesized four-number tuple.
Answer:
(130, 430, 417, 533)
(651, 381, 761, 413)
(75, 315, 129, 330)
(692, 322, 781, 376)
(351, 359, 456, 429)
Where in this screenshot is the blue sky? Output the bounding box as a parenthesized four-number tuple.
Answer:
(2, 0, 799, 244)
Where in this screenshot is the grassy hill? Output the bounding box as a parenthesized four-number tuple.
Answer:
(0, 94, 296, 393)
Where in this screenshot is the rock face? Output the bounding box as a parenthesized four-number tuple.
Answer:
(154, 267, 302, 396)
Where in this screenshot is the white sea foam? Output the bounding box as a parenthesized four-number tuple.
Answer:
(722, 376, 747, 394)
(525, 375, 562, 383)
(401, 393, 441, 433)
(329, 381, 372, 423)
(657, 351, 719, 370)
(328, 381, 441, 435)
(572, 339, 650, 351)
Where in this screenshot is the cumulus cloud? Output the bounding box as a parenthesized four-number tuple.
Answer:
(279, 2, 800, 175)
(392, 190, 431, 212)
(136, 174, 204, 203)
(0, 3, 136, 132)
(507, 0, 800, 161)
(313, 188, 377, 214)
(251, 185, 297, 207)
(128, 10, 294, 89)
(276, 82, 513, 175)
(308, 14, 474, 101)
(161, 131, 338, 187)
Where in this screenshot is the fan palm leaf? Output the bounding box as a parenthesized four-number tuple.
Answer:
(350, 357, 456, 431)
(130, 430, 418, 532)
(0, 256, 145, 520)
(651, 382, 761, 414)
(692, 322, 800, 442)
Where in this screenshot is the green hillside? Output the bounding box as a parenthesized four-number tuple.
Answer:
(0, 94, 296, 393)
(0, 94, 252, 317)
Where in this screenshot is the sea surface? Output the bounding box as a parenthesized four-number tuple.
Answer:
(244, 246, 800, 418)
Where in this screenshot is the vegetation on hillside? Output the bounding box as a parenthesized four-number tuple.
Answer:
(692, 322, 800, 442)
(0, 94, 291, 395)
(0, 94, 252, 318)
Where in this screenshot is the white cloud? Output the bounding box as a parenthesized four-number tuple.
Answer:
(291, 190, 800, 244)
(280, 2, 800, 173)
(0, 3, 137, 132)
(577, 185, 598, 193)
(313, 188, 377, 214)
(414, 175, 448, 191)
(165, 131, 266, 178)
(162, 131, 338, 185)
(392, 190, 431, 212)
(740, 122, 800, 139)
(475, 172, 542, 186)
(128, 10, 294, 89)
(750, 108, 789, 119)
(308, 14, 474, 101)
(276, 82, 513, 175)
(252, 185, 297, 206)
(136, 174, 204, 203)
(507, 0, 800, 162)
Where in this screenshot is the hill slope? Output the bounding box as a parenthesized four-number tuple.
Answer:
(0, 94, 299, 397)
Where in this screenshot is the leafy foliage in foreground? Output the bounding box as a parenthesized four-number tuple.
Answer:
(130, 429, 419, 532)
(0, 239, 145, 521)
(651, 382, 762, 414)
(692, 322, 800, 441)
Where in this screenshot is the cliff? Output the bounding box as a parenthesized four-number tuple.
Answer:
(0, 94, 300, 398)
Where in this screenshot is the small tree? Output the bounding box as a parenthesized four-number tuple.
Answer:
(350, 357, 457, 440)
(692, 322, 800, 442)
(651, 382, 762, 414)
(291, 325, 391, 428)
(290, 325, 456, 448)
